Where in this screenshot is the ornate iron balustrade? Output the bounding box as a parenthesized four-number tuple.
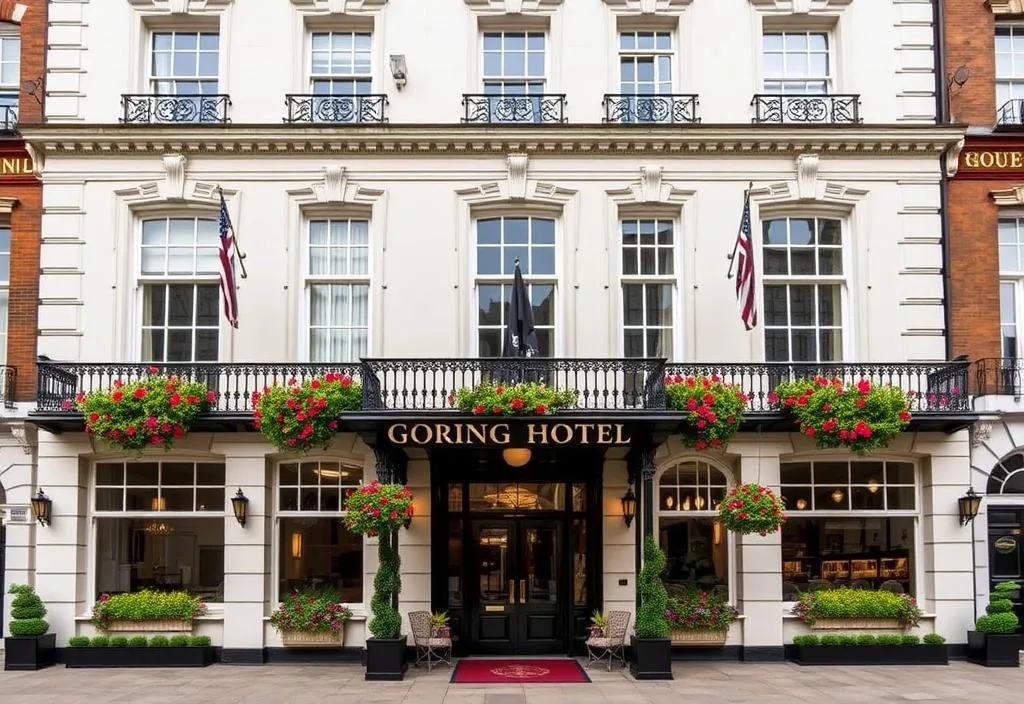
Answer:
(0, 365, 16, 408)
(284, 94, 387, 124)
(602, 94, 699, 124)
(121, 94, 231, 124)
(664, 362, 970, 414)
(751, 94, 861, 125)
(462, 94, 567, 124)
(996, 99, 1024, 128)
(974, 358, 1024, 396)
(0, 106, 17, 134)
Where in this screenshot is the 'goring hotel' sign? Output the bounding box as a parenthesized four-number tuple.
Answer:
(385, 422, 633, 447)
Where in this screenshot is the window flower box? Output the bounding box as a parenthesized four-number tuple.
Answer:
(104, 619, 193, 633)
(670, 629, 727, 646)
(280, 630, 345, 647)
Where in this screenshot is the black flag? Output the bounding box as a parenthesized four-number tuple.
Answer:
(502, 259, 539, 358)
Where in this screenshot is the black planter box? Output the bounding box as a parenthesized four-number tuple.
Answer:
(63, 646, 215, 668)
(365, 636, 407, 681)
(3, 634, 56, 671)
(629, 636, 673, 680)
(794, 644, 948, 666)
(967, 631, 1021, 668)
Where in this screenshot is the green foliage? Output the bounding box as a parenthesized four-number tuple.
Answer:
(76, 371, 212, 451)
(368, 536, 403, 639)
(89, 636, 110, 647)
(837, 635, 858, 646)
(922, 633, 946, 645)
(855, 634, 877, 646)
(719, 483, 786, 536)
(791, 588, 923, 628)
(665, 588, 739, 631)
(109, 637, 129, 648)
(664, 374, 748, 450)
(590, 610, 608, 630)
(189, 635, 211, 647)
(149, 635, 170, 647)
(977, 581, 1021, 633)
(253, 373, 360, 452)
(169, 635, 190, 647)
(772, 377, 911, 455)
(635, 536, 669, 639)
(431, 611, 450, 628)
(900, 634, 920, 645)
(67, 636, 90, 647)
(876, 634, 903, 646)
(270, 587, 352, 635)
(344, 482, 415, 537)
(987, 598, 1014, 613)
(454, 382, 577, 416)
(90, 590, 206, 629)
(6, 584, 48, 636)
(127, 636, 148, 647)
(792, 634, 820, 646)
(819, 635, 842, 646)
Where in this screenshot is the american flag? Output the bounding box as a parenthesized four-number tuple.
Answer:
(729, 188, 758, 331)
(217, 189, 239, 329)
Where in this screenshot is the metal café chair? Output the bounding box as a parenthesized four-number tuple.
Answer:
(585, 610, 631, 671)
(409, 611, 452, 671)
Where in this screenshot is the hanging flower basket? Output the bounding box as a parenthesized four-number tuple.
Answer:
(452, 382, 577, 416)
(343, 481, 414, 538)
(253, 373, 361, 452)
(771, 377, 912, 455)
(718, 483, 786, 536)
(664, 374, 747, 450)
(74, 368, 213, 451)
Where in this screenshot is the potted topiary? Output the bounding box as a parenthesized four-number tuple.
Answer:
(344, 481, 415, 681)
(630, 536, 672, 680)
(3, 584, 56, 670)
(968, 581, 1021, 667)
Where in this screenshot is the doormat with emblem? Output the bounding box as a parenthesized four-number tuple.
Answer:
(451, 658, 590, 684)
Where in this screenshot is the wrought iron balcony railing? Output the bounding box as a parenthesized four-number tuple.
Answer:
(0, 365, 16, 408)
(34, 359, 970, 418)
(973, 357, 1024, 396)
(121, 94, 232, 124)
(602, 94, 699, 124)
(996, 99, 1024, 128)
(462, 94, 567, 124)
(284, 94, 387, 124)
(751, 94, 861, 125)
(0, 106, 18, 134)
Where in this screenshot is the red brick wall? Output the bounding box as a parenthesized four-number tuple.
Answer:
(945, 0, 996, 126)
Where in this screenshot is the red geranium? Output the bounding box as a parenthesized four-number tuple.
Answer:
(664, 374, 747, 450)
(718, 483, 786, 536)
(253, 373, 361, 452)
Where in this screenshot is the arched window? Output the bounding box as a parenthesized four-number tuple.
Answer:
(987, 451, 1024, 494)
(657, 459, 731, 598)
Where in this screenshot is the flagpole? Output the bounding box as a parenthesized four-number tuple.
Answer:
(726, 181, 754, 280)
(218, 186, 248, 279)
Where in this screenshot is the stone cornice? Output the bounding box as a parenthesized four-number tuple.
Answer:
(126, 0, 234, 13)
(289, 0, 389, 12)
(749, 0, 852, 13)
(602, 0, 692, 12)
(19, 124, 965, 159)
(988, 0, 1024, 16)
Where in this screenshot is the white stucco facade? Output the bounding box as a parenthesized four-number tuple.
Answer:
(0, 0, 982, 662)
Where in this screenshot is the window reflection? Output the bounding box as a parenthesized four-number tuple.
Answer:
(659, 516, 728, 596)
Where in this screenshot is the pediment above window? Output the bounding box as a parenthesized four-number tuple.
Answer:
(464, 0, 564, 15)
(991, 185, 1024, 206)
(989, 0, 1024, 15)
(289, 0, 389, 13)
(115, 154, 232, 207)
(126, 0, 233, 14)
(288, 165, 384, 206)
(606, 166, 693, 205)
(753, 156, 868, 205)
(601, 0, 692, 13)
(749, 0, 852, 13)
(458, 155, 576, 205)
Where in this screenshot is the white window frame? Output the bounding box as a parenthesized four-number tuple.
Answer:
(309, 30, 373, 95)
(303, 218, 371, 364)
(779, 457, 923, 604)
(654, 458, 737, 606)
(996, 25, 1024, 115)
(761, 214, 847, 364)
(272, 458, 365, 609)
(999, 216, 1024, 359)
(87, 459, 228, 615)
(148, 29, 221, 96)
(481, 30, 547, 96)
(473, 215, 559, 357)
(761, 29, 832, 95)
(619, 218, 679, 360)
(617, 30, 674, 96)
(0, 30, 19, 123)
(137, 216, 222, 364)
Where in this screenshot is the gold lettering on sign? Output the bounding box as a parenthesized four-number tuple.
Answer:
(980, 152, 995, 168)
(489, 424, 510, 444)
(466, 425, 487, 444)
(961, 150, 1024, 171)
(384, 421, 637, 446)
(409, 423, 433, 445)
(615, 424, 631, 443)
(597, 424, 613, 444)
(549, 423, 573, 444)
(527, 423, 548, 444)
(436, 424, 452, 444)
(965, 152, 979, 168)
(387, 423, 408, 444)
(0, 157, 31, 176)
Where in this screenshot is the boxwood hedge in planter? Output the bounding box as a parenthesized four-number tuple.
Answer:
(791, 633, 948, 666)
(791, 588, 923, 631)
(64, 634, 214, 668)
(90, 589, 206, 632)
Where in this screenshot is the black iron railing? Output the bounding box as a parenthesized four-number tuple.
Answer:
(121, 94, 232, 124)
(996, 99, 1024, 128)
(751, 94, 861, 124)
(35, 359, 971, 417)
(284, 94, 387, 124)
(664, 361, 970, 413)
(462, 94, 567, 124)
(974, 358, 1024, 396)
(0, 106, 17, 134)
(602, 94, 699, 124)
(0, 365, 16, 408)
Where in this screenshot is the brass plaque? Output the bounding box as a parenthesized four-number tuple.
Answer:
(484, 605, 505, 612)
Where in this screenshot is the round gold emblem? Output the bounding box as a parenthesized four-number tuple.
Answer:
(489, 664, 551, 679)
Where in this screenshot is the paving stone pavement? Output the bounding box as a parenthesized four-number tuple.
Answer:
(2, 658, 1023, 704)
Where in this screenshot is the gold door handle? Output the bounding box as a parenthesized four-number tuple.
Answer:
(519, 579, 526, 604)
(508, 580, 514, 604)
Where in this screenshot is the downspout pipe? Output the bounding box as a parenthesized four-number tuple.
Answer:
(934, 0, 955, 361)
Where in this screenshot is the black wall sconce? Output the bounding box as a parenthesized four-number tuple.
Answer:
(30, 489, 52, 526)
(958, 488, 982, 527)
(231, 489, 249, 527)
(621, 485, 637, 528)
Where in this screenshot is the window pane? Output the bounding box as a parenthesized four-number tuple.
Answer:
(659, 516, 728, 594)
(279, 517, 363, 603)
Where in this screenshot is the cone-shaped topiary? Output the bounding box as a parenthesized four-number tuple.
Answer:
(975, 581, 1021, 634)
(635, 536, 669, 639)
(7, 584, 49, 637)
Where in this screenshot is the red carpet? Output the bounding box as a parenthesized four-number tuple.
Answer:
(451, 658, 590, 684)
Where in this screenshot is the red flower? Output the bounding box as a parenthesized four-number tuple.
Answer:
(535, 404, 548, 414)
(148, 366, 160, 374)
(511, 398, 524, 410)
(207, 391, 217, 403)
(856, 398, 865, 408)
(822, 402, 831, 412)
(473, 404, 485, 415)
(695, 440, 706, 450)
(857, 379, 871, 394)
(88, 412, 99, 422)
(495, 386, 504, 395)
(899, 411, 911, 421)
(134, 387, 147, 399)
(703, 394, 715, 405)
(311, 379, 321, 389)
(112, 391, 123, 403)
(169, 393, 181, 406)
(491, 405, 503, 415)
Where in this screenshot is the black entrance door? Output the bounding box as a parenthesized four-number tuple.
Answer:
(987, 508, 1024, 630)
(470, 518, 563, 655)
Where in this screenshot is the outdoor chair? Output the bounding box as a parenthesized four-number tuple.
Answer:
(585, 610, 630, 671)
(409, 611, 452, 671)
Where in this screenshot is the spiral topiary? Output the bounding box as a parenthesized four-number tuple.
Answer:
(634, 536, 669, 639)
(369, 538, 403, 639)
(7, 584, 49, 637)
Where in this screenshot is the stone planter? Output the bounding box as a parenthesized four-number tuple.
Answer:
(809, 618, 904, 631)
(104, 620, 193, 632)
(967, 630, 1021, 668)
(670, 629, 727, 646)
(281, 630, 345, 647)
(629, 636, 673, 680)
(3, 634, 56, 671)
(64, 646, 214, 668)
(365, 635, 408, 681)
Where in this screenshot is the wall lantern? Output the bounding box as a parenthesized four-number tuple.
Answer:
(621, 486, 637, 528)
(958, 488, 982, 526)
(502, 448, 532, 468)
(291, 531, 303, 559)
(30, 489, 52, 527)
(231, 489, 249, 527)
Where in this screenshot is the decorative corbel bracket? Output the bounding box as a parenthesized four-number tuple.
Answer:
(126, 0, 234, 13)
(795, 153, 820, 200)
(601, 0, 692, 12)
(945, 138, 965, 179)
(748, 0, 852, 13)
(289, 0, 389, 12)
(159, 154, 188, 202)
(464, 0, 564, 14)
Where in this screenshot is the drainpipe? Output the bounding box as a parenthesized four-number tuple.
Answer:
(933, 0, 955, 361)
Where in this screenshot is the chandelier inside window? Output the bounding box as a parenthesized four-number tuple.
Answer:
(482, 484, 541, 510)
(144, 521, 174, 535)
